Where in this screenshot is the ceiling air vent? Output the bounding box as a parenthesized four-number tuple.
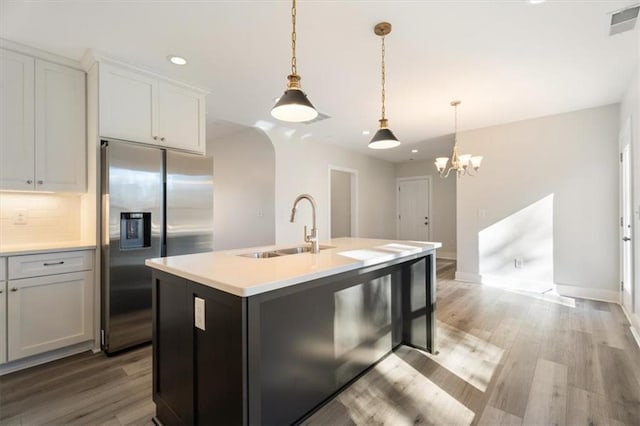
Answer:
(303, 112, 331, 125)
(610, 4, 639, 35)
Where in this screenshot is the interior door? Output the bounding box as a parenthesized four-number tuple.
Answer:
(398, 178, 430, 241)
(330, 169, 352, 238)
(620, 120, 633, 313)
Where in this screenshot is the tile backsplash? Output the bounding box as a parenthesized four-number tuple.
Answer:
(0, 192, 82, 245)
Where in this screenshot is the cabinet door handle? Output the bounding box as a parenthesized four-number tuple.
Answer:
(160, 137, 165, 142)
(11, 288, 18, 292)
(26, 179, 33, 184)
(153, 136, 158, 140)
(37, 180, 43, 185)
(0, 290, 3, 294)
(43, 261, 65, 266)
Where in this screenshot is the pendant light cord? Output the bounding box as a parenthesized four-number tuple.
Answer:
(381, 35, 386, 121)
(291, 0, 297, 76)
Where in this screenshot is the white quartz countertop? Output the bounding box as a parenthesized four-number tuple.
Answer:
(0, 241, 97, 256)
(145, 237, 441, 297)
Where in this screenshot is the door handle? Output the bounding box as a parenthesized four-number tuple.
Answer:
(43, 261, 65, 266)
(11, 288, 18, 292)
(623, 237, 631, 242)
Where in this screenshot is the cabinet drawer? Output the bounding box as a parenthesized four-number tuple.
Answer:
(0, 257, 6, 281)
(8, 250, 93, 279)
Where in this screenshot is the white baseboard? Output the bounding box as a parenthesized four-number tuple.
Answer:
(0, 340, 95, 376)
(631, 327, 640, 350)
(455, 271, 482, 283)
(620, 304, 640, 350)
(453, 271, 619, 303)
(436, 251, 457, 261)
(554, 284, 619, 303)
(481, 274, 554, 293)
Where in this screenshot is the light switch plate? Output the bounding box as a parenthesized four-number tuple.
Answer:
(195, 297, 205, 331)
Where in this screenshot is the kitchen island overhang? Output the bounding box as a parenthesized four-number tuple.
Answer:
(146, 237, 441, 426)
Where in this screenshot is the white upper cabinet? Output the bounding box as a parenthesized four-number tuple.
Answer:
(99, 62, 158, 145)
(0, 48, 86, 192)
(0, 49, 35, 191)
(158, 82, 205, 153)
(98, 61, 206, 154)
(35, 60, 86, 192)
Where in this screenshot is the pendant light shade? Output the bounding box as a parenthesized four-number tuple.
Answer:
(368, 119, 401, 149)
(271, 0, 318, 123)
(271, 76, 318, 123)
(369, 22, 400, 150)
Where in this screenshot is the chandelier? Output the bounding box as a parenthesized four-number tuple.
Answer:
(435, 101, 483, 178)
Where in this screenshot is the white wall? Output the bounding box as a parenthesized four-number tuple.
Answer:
(266, 129, 396, 245)
(456, 104, 620, 300)
(395, 160, 457, 259)
(208, 126, 276, 250)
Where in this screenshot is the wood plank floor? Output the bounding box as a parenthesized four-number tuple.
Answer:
(1, 260, 639, 425)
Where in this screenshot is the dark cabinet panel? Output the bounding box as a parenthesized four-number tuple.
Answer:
(152, 271, 194, 425)
(192, 284, 246, 426)
(248, 266, 401, 426)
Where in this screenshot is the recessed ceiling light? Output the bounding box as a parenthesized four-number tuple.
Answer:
(362, 130, 371, 135)
(529, 0, 545, 4)
(168, 55, 187, 65)
(411, 149, 418, 153)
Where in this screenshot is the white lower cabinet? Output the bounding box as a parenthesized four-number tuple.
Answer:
(7, 271, 93, 361)
(1, 249, 94, 365)
(0, 281, 6, 364)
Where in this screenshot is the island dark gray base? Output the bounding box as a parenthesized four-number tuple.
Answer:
(152, 254, 436, 426)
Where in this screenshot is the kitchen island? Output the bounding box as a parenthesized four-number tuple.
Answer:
(145, 237, 440, 426)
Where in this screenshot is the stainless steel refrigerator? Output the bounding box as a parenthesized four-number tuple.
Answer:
(101, 139, 213, 354)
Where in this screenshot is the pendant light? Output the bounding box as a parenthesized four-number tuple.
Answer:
(435, 101, 483, 178)
(369, 22, 400, 150)
(271, 0, 318, 123)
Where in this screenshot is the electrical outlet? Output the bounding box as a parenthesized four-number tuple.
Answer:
(194, 297, 206, 331)
(13, 209, 28, 225)
(514, 258, 524, 269)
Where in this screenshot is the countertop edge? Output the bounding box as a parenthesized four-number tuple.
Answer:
(0, 243, 97, 257)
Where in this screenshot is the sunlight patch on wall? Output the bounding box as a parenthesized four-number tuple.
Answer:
(479, 194, 554, 291)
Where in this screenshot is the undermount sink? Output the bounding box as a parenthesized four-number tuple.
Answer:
(238, 251, 282, 259)
(274, 245, 334, 255)
(237, 245, 334, 259)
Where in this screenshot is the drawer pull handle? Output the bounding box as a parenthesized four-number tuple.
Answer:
(43, 261, 65, 266)
(11, 288, 18, 292)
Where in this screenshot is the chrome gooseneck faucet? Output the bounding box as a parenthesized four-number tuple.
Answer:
(290, 193, 319, 253)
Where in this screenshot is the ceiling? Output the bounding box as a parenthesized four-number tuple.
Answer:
(1, 0, 637, 163)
